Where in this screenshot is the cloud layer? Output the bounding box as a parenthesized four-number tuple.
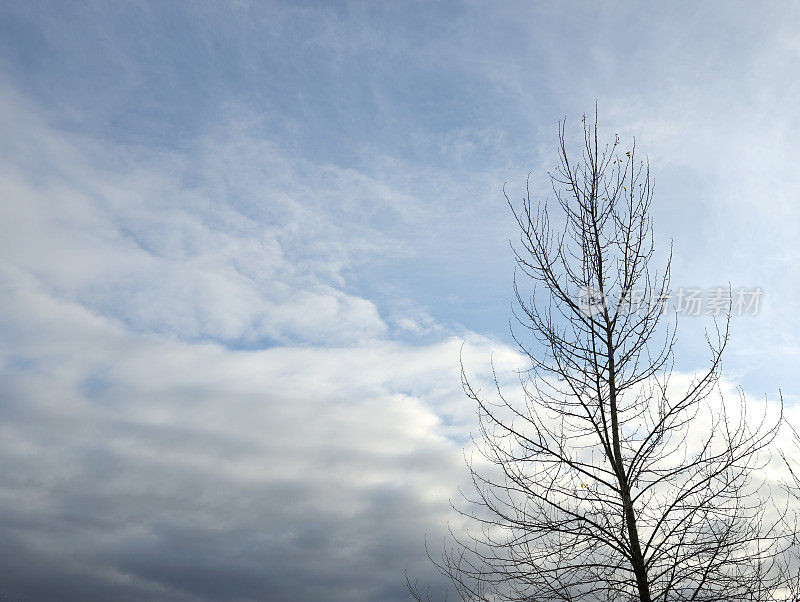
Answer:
(0, 1, 799, 600)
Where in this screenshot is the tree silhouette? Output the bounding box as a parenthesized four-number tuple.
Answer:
(411, 111, 796, 602)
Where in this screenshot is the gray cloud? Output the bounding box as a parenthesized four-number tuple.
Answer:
(0, 268, 510, 600)
(1, 2, 799, 600)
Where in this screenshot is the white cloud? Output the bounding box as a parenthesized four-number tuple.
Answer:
(0, 259, 500, 600)
(0, 89, 408, 346)
(1, 3, 799, 600)
(0, 91, 522, 596)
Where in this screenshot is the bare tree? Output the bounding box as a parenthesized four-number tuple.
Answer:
(411, 111, 796, 602)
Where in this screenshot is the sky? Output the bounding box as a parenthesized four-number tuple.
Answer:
(0, 1, 799, 601)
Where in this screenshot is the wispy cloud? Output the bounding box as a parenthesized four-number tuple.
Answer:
(0, 1, 799, 600)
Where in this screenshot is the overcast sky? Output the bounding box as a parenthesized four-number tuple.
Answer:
(1, 2, 799, 601)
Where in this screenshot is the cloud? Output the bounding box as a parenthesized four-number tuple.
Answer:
(0, 90, 524, 596)
(1, 2, 799, 601)
(0, 262, 515, 600)
(0, 88, 409, 346)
